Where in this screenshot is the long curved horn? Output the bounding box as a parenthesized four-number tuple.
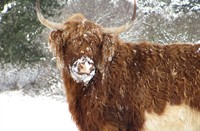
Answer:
(102, 0, 137, 34)
(36, 0, 66, 30)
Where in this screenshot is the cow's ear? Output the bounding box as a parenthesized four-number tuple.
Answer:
(100, 35, 116, 72)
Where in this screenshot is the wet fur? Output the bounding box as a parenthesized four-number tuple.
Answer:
(48, 14, 200, 131)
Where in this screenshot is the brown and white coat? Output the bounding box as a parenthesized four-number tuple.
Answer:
(36, 0, 200, 130)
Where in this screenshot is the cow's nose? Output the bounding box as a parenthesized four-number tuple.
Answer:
(78, 62, 95, 75)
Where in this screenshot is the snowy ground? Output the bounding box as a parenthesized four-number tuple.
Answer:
(0, 91, 78, 131)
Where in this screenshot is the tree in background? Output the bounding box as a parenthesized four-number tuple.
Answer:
(0, 0, 63, 66)
(170, 0, 200, 13)
(0, 0, 66, 93)
(135, 0, 200, 44)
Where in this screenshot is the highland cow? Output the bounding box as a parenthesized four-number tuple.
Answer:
(36, 0, 200, 130)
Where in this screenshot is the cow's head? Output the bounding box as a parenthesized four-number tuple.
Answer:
(36, 0, 136, 85)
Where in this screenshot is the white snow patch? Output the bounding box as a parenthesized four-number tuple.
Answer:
(197, 48, 200, 53)
(107, 47, 115, 62)
(0, 91, 78, 131)
(69, 56, 95, 85)
(108, 56, 113, 62)
(190, 6, 200, 11)
(196, 40, 200, 44)
(1, 2, 16, 13)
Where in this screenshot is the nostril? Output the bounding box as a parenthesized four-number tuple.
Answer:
(78, 63, 85, 71)
(79, 63, 84, 69)
(89, 65, 95, 71)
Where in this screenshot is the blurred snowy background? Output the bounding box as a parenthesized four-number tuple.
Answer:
(0, 0, 200, 131)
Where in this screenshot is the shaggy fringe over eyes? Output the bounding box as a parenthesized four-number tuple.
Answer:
(48, 17, 103, 69)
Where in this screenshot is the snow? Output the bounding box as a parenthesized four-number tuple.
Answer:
(190, 6, 200, 11)
(0, 65, 61, 91)
(0, 91, 78, 131)
(196, 40, 200, 44)
(1, 2, 16, 13)
(197, 48, 200, 53)
(171, 0, 190, 6)
(1, 4, 10, 13)
(69, 56, 95, 85)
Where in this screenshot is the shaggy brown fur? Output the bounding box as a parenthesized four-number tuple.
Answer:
(48, 14, 200, 131)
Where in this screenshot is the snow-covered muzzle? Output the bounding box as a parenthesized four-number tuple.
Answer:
(69, 56, 95, 85)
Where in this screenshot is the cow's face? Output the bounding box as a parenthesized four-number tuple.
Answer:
(49, 20, 103, 85)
